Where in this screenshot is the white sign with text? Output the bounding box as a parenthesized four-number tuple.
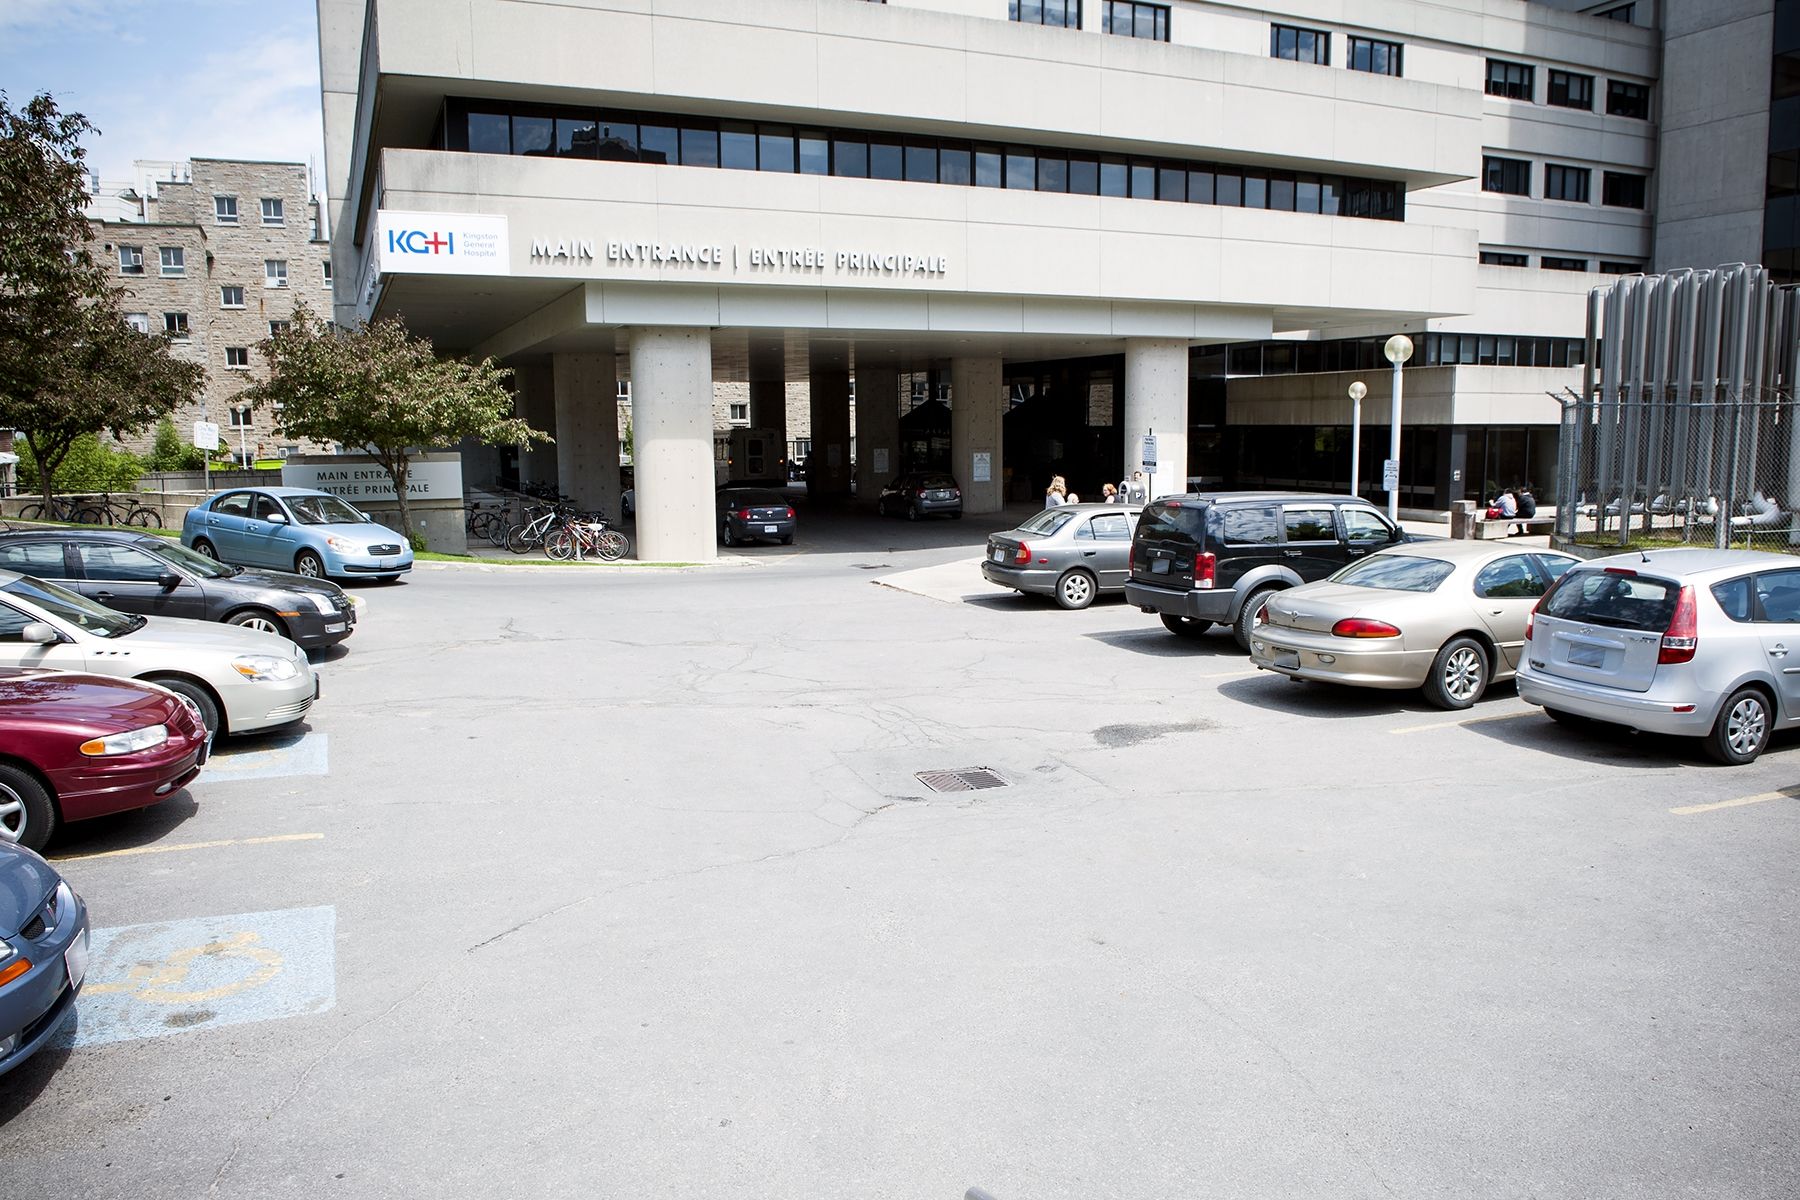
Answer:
(283, 459, 464, 503)
(376, 211, 511, 277)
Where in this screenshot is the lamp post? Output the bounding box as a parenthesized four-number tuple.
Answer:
(1383, 334, 1414, 522)
(1347, 381, 1366, 499)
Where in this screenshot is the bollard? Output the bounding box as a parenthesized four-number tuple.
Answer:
(1450, 499, 1477, 539)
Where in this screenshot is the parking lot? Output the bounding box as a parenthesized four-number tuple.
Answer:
(3, 520, 1797, 1200)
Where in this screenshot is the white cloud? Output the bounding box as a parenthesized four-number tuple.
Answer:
(0, 0, 142, 38)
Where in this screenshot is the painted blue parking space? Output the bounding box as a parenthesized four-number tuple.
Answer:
(55, 906, 336, 1049)
(202, 732, 330, 783)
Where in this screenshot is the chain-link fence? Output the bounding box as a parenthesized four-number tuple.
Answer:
(1557, 391, 1800, 551)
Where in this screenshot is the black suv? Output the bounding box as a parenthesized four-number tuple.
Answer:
(1125, 493, 1409, 649)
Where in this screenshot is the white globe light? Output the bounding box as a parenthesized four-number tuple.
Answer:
(1347, 381, 1367, 402)
(1384, 334, 1415, 364)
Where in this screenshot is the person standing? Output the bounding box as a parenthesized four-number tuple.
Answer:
(1045, 475, 1068, 508)
(1102, 482, 1119, 504)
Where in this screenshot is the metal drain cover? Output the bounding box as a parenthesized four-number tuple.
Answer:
(915, 767, 1008, 794)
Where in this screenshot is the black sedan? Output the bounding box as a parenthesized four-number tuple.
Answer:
(717, 488, 796, 546)
(0, 530, 356, 650)
(877, 473, 963, 520)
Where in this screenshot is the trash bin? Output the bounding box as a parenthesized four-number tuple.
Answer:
(1450, 500, 1477, 539)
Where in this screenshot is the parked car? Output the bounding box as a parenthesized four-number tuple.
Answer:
(1518, 548, 1800, 764)
(1125, 492, 1415, 649)
(0, 530, 355, 651)
(877, 473, 963, 520)
(0, 841, 89, 1078)
(717, 488, 796, 546)
(182, 487, 412, 581)
(983, 503, 1144, 610)
(0, 570, 318, 738)
(1247, 542, 1581, 708)
(0, 668, 209, 850)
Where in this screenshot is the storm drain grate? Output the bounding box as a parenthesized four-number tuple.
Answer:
(915, 767, 1009, 794)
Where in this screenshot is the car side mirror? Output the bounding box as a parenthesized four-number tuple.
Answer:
(158, 571, 182, 592)
(21, 621, 61, 645)
(268, 512, 289, 525)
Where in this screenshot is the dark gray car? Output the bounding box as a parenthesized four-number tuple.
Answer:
(0, 842, 89, 1078)
(983, 503, 1143, 609)
(0, 530, 356, 650)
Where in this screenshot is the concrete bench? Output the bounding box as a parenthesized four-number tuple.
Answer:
(1474, 515, 1554, 539)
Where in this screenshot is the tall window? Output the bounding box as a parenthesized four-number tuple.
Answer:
(214, 195, 238, 224)
(1606, 80, 1650, 118)
(260, 197, 285, 226)
(1542, 256, 1589, 272)
(1010, 0, 1080, 27)
(1271, 24, 1329, 66)
(163, 312, 190, 339)
(225, 347, 250, 370)
(221, 285, 245, 308)
(1347, 36, 1401, 76)
(118, 244, 144, 275)
(1544, 164, 1591, 203)
(1602, 171, 1647, 208)
(159, 246, 185, 277)
(1487, 59, 1534, 101)
(321, 260, 333, 287)
(1102, 1, 1167, 40)
(229, 406, 253, 429)
(1482, 156, 1531, 196)
(265, 259, 289, 288)
(1548, 70, 1594, 110)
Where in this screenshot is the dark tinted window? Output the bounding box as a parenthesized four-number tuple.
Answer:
(512, 115, 553, 156)
(1332, 554, 1454, 592)
(0, 602, 34, 641)
(1712, 576, 1753, 622)
(1755, 569, 1800, 622)
(254, 495, 285, 520)
(1542, 570, 1678, 631)
(213, 492, 251, 518)
(1138, 501, 1208, 544)
(1473, 555, 1546, 599)
(468, 113, 511, 154)
(1219, 506, 1278, 546)
(76, 543, 168, 583)
(723, 490, 785, 506)
(0, 542, 68, 576)
(920, 475, 957, 489)
(1342, 507, 1394, 545)
(1284, 508, 1336, 541)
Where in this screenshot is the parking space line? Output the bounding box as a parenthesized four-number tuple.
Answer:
(1670, 789, 1800, 816)
(1389, 710, 1536, 736)
(53, 833, 324, 864)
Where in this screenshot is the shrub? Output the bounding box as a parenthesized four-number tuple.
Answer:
(145, 417, 207, 472)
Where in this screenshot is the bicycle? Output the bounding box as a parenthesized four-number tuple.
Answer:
(464, 501, 506, 543)
(78, 491, 162, 528)
(15, 494, 87, 523)
(544, 515, 630, 562)
(504, 501, 572, 554)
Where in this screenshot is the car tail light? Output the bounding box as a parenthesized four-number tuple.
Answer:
(1254, 603, 1270, 626)
(1128, 543, 1136, 573)
(1192, 551, 1216, 590)
(1013, 542, 1031, 565)
(917, 489, 928, 499)
(1603, 566, 1637, 577)
(737, 508, 752, 520)
(785, 508, 795, 519)
(1332, 617, 1402, 638)
(951, 489, 961, 498)
(1659, 585, 1698, 664)
(1524, 614, 1533, 641)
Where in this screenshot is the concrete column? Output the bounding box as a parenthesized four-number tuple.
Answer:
(552, 352, 620, 514)
(629, 327, 716, 563)
(1124, 338, 1190, 500)
(853, 364, 901, 503)
(808, 344, 853, 499)
(515, 363, 558, 490)
(950, 355, 1004, 514)
(748, 337, 787, 463)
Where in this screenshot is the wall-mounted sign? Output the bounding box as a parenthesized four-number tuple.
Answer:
(1140, 435, 1158, 471)
(527, 235, 951, 280)
(283, 458, 464, 502)
(376, 211, 510, 277)
(971, 451, 992, 483)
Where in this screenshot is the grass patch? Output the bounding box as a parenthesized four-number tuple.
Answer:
(1, 517, 183, 539)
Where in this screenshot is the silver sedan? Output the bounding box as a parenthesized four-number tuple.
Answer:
(982, 504, 1143, 609)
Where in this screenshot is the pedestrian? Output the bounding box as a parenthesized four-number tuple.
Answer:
(1102, 482, 1119, 504)
(1045, 475, 1068, 508)
(1124, 470, 1147, 504)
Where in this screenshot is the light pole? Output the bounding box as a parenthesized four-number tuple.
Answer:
(1347, 381, 1366, 499)
(1383, 334, 1414, 522)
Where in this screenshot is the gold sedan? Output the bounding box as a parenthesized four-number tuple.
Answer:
(1247, 541, 1580, 709)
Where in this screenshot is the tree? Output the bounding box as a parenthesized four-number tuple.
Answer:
(0, 92, 203, 505)
(243, 307, 550, 539)
(147, 416, 205, 472)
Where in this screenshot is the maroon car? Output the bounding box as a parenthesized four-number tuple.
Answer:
(0, 669, 209, 851)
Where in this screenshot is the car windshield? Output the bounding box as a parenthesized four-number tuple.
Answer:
(2, 575, 142, 638)
(287, 494, 367, 525)
(155, 540, 237, 579)
(1017, 509, 1078, 535)
(1331, 554, 1455, 592)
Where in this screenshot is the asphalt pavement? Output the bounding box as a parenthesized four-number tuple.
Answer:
(1, 515, 1794, 1200)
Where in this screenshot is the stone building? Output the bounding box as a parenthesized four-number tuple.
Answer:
(86, 158, 334, 461)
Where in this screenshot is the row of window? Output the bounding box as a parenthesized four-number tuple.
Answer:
(211, 195, 286, 227)
(1269, 24, 1403, 76)
(1487, 58, 1650, 118)
(1480, 157, 1648, 208)
(124, 313, 291, 343)
(1479, 250, 1642, 274)
(442, 102, 1406, 220)
(116, 245, 331, 290)
(1222, 332, 1587, 376)
(1007, 1, 1166, 40)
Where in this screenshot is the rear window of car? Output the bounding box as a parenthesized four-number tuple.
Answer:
(920, 476, 957, 489)
(1136, 501, 1207, 545)
(725, 490, 784, 505)
(1332, 554, 1454, 592)
(1018, 509, 1078, 535)
(1542, 570, 1678, 631)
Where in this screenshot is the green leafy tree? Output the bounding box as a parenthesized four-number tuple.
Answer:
(243, 307, 550, 539)
(146, 416, 206, 472)
(17, 433, 144, 493)
(0, 92, 202, 505)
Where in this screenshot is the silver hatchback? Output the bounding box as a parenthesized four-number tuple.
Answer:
(983, 504, 1143, 609)
(1517, 548, 1800, 764)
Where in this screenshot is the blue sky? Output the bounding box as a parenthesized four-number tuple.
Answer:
(0, 0, 327, 194)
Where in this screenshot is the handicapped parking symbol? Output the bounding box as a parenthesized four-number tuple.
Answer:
(83, 930, 283, 1005)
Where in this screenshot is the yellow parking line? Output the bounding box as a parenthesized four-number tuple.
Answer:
(1670, 790, 1799, 817)
(52, 833, 324, 864)
(1390, 710, 1536, 736)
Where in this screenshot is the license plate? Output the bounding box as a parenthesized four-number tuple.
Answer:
(65, 929, 90, 990)
(1568, 643, 1606, 668)
(1273, 649, 1300, 670)
(325, 621, 346, 633)
(764, 525, 778, 533)
(1151, 558, 1171, 575)
(992, 548, 1007, 563)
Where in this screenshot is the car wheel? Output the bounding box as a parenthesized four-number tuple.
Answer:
(951, 511, 962, 520)
(294, 550, 326, 579)
(1704, 687, 1771, 765)
(1233, 587, 1279, 652)
(780, 534, 794, 546)
(723, 522, 737, 547)
(227, 609, 289, 639)
(1055, 569, 1097, 611)
(0, 764, 56, 852)
(1160, 614, 1213, 638)
(145, 676, 221, 739)
(906, 502, 920, 521)
(192, 538, 219, 560)
(1424, 637, 1489, 710)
